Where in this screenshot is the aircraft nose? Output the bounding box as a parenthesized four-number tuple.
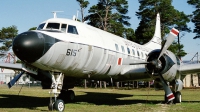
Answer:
(13, 31, 45, 63)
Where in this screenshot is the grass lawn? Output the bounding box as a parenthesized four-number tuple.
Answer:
(0, 85, 200, 112)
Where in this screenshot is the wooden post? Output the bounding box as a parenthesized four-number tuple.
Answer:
(84, 79, 87, 88)
(100, 81, 102, 88)
(136, 81, 138, 88)
(104, 81, 107, 89)
(116, 82, 119, 88)
(128, 81, 130, 89)
(132, 81, 134, 88)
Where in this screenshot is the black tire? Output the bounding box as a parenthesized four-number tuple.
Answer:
(67, 90, 75, 102)
(58, 90, 68, 101)
(174, 91, 181, 103)
(54, 99, 65, 112)
(58, 90, 75, 102)
(48, 102, 54, 111)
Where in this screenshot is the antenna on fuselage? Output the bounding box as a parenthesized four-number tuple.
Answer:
(52, 11, 64, 18)
(72, 10, 79, 21)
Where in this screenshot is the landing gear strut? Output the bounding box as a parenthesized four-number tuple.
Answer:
(48, 72, 65, 112)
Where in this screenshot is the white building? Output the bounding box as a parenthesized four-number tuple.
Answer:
(183, 74, 200, 87)
(0, 69, 15, 84)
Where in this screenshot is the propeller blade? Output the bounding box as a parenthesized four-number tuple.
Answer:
(157, 28, 179, 59)
(159, 74, 175, 102)
(8, 71, 25, 88)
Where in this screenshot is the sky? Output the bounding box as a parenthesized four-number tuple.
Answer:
(0, 0, 199, 61)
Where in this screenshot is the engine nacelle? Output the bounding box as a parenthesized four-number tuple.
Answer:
(146, 49, 178, 81)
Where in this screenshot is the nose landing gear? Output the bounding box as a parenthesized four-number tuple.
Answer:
(48, 72, 65, 112)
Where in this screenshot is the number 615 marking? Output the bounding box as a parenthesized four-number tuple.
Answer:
(66, 49, 77, 56)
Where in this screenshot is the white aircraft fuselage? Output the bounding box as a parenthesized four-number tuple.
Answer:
(12, 14, 168, 82)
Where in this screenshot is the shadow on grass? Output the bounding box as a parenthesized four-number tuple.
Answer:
(0, 92, 163, 109)
(74, 92, 163, 105)
(0, 91, 197, 110)
(0, 94, 49, 109)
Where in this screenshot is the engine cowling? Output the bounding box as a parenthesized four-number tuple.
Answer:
(146, 49, 178, 81)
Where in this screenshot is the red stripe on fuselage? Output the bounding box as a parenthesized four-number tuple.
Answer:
(118, 58, 122, 65)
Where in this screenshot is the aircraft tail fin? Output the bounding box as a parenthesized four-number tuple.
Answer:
(144, 13, 161, 50)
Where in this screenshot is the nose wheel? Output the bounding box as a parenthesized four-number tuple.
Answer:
(48, 72, 65, 111)
(54, 99, 65, 112)
(48, 99, 65, 112)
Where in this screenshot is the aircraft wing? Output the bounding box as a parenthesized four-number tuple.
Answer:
(0, 62, 37, 74)
(179, 63, 200, 74)
(0, 63, 22, 71)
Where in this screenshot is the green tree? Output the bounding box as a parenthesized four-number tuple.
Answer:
(187, 0, 200, 39)
(29, 27, 37, 31)
(76, 0, 90, 22)
(86, 0, 135, 40)
(124, 28, 136, 41)
(169, 42, 187, 57)
(0, 25, 18, 52)
(135, 0, 190, 58)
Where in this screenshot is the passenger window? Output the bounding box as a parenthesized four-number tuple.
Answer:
(132, 49, 135, 55)
(61, 24, 67, 32)
(37, 23, 45, 30)
(127, 47, 130, 54)
(68, 25, 78, 34)
(121, 46, 125, 53)
(137, 51, 140, 57)
(141, 52, 144, 58)
(46, 23, 60, 29)
(115, 44, 119, 51)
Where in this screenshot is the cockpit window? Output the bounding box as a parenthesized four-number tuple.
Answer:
(46, 23, 60, 30)
(176, 57, 180, 65)
(67, 25, 78, 34)
(37, 23, 45, 30)
(61, 24, 67, 32)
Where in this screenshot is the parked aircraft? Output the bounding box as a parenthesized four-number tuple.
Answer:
(1, 13, 200, 111)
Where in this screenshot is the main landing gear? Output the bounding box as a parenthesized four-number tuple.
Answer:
(48, 73, 76, 112)
(164, 91, 181, 104)
(174, 91, 181, 103)
(161, 78, 183, 104)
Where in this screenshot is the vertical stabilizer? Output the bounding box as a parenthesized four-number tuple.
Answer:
(144, 13, 161, 50)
